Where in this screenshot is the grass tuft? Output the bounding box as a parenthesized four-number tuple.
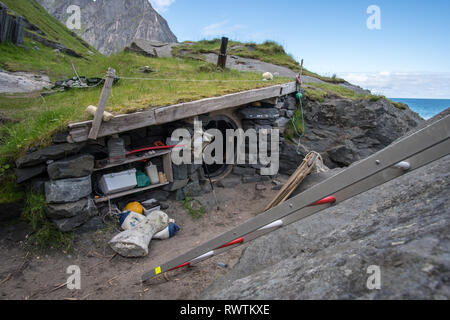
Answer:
(181, 196, 206, 219)
(22, 189, 74, 252)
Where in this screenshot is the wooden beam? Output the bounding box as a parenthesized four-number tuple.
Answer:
(154, 82, 297, 125)
(68, 110, 157, 143)
(68, 81, 297, 143)
(88, 68, 116, 140)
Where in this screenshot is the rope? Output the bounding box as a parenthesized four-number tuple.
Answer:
(289, 90, 306, 156)
(116, 76, 272, 82)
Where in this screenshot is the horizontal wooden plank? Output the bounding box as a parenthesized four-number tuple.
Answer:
(94, 182, 170, 203)
(154, 82, 297, 124)
(93, 149, 171, 171)
(68, 82, 297, 142)
(69, 110, 157, 142)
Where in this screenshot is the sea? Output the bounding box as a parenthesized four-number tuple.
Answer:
(389, 98, 450, 120)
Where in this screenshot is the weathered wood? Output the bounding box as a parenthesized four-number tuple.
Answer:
(70, 60, 85, 86)
(265, 152, 319, 211)
(68, 81, 297, 142)
(88, 68, 116, 140)
(296, 59, 304, 90)
(217, 37, 229, 69)
(154, 82, 297, 124)
(162, 152, 174, 183)
(69, 110, 157, 143)
(94, 182, 170, 203)
(93, 149, 171, 171)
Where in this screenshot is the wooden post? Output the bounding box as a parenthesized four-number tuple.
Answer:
(88, 68, 116, 140)
(217, 37, 229, 69)
(296, 59, 304, 91)
(70, 60, 87, 86)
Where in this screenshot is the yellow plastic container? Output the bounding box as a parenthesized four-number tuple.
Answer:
(123, 202, 144, 215)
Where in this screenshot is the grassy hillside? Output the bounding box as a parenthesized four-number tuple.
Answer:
(2, 0, 95, 56)
(173, 39, 346, 84)
(0, 2, 293, 166)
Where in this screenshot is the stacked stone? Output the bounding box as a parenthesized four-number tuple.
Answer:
(15, 143, 98, 232)
(44, 154, 97, 232)
(232, 94, 298, 181)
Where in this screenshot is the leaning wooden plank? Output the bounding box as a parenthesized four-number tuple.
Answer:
(88, 68, 116, 140)
(155, 82, 297, 124)
(265, 152, 319, 211)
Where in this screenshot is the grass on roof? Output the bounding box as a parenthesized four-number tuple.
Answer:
(0, 44, 291, 164)
(173, 39, 346, 84)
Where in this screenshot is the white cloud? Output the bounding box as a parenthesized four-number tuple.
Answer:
(149, 0, 175, 13)
(201, 20, 246, 37)
(340, 71, 450, 99)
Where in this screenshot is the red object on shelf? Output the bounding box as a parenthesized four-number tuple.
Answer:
(126, 144, 185, 156)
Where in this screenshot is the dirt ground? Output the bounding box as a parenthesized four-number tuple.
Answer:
(0, 176, 286, 300)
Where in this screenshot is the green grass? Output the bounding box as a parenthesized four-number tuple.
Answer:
(284, 108, 305, 143)
(2, 0, 95, 57)
(302, 83, 408, 112)
(0, 38, 103, 80)
(0, 50, 291, 164)
(173, 39, 345, 84)
(22, 189, 74, 252)
(0, 170, 24, 204)
(309, 82, 371, 99)
(181, 196, 207, 219)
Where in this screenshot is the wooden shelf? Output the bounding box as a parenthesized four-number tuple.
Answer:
(93, 148, 174, 203)
(94, 149, 171, 171)
(94, 182, 170, 203)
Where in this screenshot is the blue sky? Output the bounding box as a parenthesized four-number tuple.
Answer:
(150, 0, 450, 98)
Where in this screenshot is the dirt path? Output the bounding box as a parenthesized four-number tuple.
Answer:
(0, 176, 286, 300)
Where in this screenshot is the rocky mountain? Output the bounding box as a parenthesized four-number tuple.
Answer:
(36, 0, 178, 55)
(201, 110, 450, 300)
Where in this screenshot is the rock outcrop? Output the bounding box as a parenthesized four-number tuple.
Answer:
(36, 0, 178, 55)
(201, 112, 450, 300)
(297, 96, 424, 169)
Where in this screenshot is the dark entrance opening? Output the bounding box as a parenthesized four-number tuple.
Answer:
(201, 115, 238, 182)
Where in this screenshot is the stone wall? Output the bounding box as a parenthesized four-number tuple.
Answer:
(11, 92, 425, 232)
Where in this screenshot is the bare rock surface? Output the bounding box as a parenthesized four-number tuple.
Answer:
(47, 154, 94, 180)
(299, 97, 424, 169)
(201, 153, 450, 300)
(0, 70, 50, 94)
(16, 143, 86, 168)
(51, 198, 98, 232)
(37, 0, 178, 55)
(44, 176, 92, 204)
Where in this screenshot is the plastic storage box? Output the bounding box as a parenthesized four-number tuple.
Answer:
(99, 169, 137, 195)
